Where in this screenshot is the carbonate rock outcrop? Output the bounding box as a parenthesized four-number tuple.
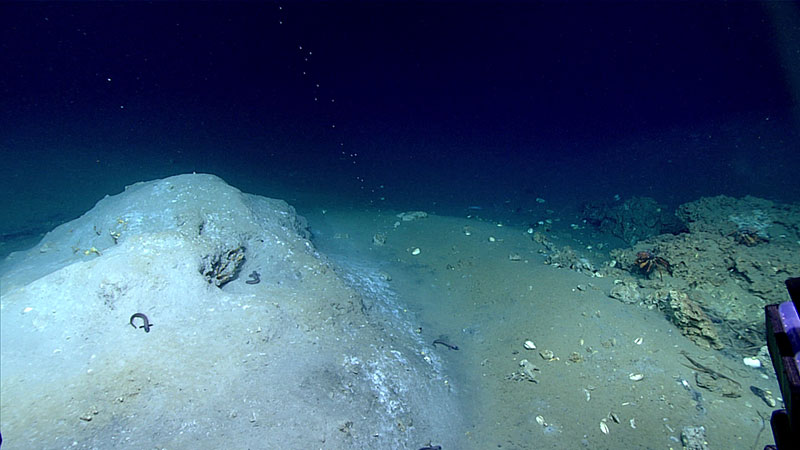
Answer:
(582, 196, 688, 245)
(606, 195, 800, 354)
(647, 289, 724, 350)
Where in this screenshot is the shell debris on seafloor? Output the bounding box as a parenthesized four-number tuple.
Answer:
(523, 340, 536, 350)
(743, 356, 761, 368)
(628, 373, 644, 381)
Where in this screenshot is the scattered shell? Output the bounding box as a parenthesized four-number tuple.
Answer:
(600, 420, 609, 435)
(509, 253, 523, 261)
(397, 211, 428, 221)
(630, 418, 636, 429)
(539, 349, 555, 360)
(519, 359, 539, 372)
(488, 236, 496, 242)
(372, 233, 387, 246)
(634, 337, 643, 345)
(519, 359, 540, 381)
(743, 357, 762, 368)
(583, 388, 591, 402)
(535, 415, 546, 426)
(628, 373, 644, 381)
(523, 340, 537, 350)
(79, 407, 99, 422)
(608, 412, 620, 424)
(411, 248, 421, 256)
(84, 246, 101, 256)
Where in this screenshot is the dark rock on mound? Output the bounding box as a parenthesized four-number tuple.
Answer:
(581, 196, 688, 245)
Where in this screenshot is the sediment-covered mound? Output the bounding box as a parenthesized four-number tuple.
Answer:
(0, 173, 460, 449)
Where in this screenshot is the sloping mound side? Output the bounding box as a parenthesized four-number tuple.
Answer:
(0, 173, 461, 449)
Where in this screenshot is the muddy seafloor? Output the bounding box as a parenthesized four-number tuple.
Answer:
(306, 195, 794, 449)
(1, 178, 794, 450)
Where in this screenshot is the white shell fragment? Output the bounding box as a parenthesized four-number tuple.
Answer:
(411, 248, 421, 256)
(628, 373, 644, 381)
(523, 340, 537, 350)
(397, 211, 428, 221)
(600, 420, 609, 435)
(634, 337, 643, 345)
(535, 415, 546, 426)
(743, 357, 762, 368)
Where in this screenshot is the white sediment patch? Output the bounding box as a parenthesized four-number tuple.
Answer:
(0, 173, 463, 449)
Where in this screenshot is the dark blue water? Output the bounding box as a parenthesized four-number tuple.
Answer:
(1, 2, 798, 254)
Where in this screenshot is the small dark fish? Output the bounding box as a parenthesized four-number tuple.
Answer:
(246, 270, 261, 285)
(129, 313, 153, 333)
(432, 339, 459, 351)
